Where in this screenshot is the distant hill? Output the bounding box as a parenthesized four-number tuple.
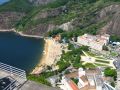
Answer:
(0, 0, 120, 37)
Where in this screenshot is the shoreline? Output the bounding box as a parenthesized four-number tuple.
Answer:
(0, 29, 61, 75)
(0, 29, 46, 74)
(0, 29, 43, 39)
(31, 39, 48, 74)
(31, 38, 62, 75)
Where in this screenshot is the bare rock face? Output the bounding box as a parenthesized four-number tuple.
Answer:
(59, 21, 73, 31)
(0, 12, 25, 29)
(23, 24, 55, 36)
(98, 5, 120, 19)
(34, 6, 67, 20)
(107, 12, 120, 36)
(29, 0, 55, 5)
(99, 5, 120, 36)
(23, 6, 68, 36)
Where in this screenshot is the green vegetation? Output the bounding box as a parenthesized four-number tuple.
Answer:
(94, 63, 108, 66)
(47, 29, 64, 37)
(57, 46, 89, 72)
(68, 43, 75, 50)
(111, 82, 115, 87)
(110, 52, 118, 57)
(15, 0, 72, 31)
(71, 78, 79, 84)
(27, 71, 57, 86)
(103, 45, 109, 51)
(110, 35, 120, 42)
(1, 0, 120, 87)
(60, 21, 106, 40)
(83, 63, 96, 69)
(44, 0, 70, 8)
(104, 67, 117, 80)
(0, 0, 33, 12)
(86, 52, 96, 57)
(27, 74, 51, 86)
(0, 0, 119, 35)
(96, 59, 110, 64)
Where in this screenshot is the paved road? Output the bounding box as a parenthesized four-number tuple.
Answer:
(20, 80, 62, 90)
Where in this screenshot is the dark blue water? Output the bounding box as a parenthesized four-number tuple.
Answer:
(0, 0, 9, 5)
(0, 32, 44, 73)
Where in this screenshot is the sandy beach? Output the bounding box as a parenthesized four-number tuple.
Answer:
(31, 38, 62, 75)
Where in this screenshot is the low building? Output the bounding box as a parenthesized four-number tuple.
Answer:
(78, 68, 104, 90)
(59, 76, 79, 90)
(77, 34, 110, 51)
(59, 68, 115, 90)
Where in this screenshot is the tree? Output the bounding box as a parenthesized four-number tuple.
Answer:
(103, 45, 109, 51)
(47, 29, 64, 37)
(68, 43, 75, 50)
(104, 67, 117, 80)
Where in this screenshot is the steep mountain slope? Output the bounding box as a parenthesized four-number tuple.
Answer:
(0, 12, 25, 29)
(0, 0, 120, 37)
(99, 4, 120, 36)
(0, 0, 33, 29)
(29, 0, 55, 5)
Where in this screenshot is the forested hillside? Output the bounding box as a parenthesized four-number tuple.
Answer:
(0, 0, 120, 38)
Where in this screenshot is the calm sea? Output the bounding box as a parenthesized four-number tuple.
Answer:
(0, 32, 44, 73)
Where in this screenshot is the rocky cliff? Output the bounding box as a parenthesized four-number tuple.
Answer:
(0, 12, 25, 29)
(99, 5, 120, 37)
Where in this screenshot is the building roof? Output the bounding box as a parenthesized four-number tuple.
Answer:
(85, 69, 101, 75)
(78, 34, 110, 46)
(68, 80, 80, 90)
(64, 69, 104, 90)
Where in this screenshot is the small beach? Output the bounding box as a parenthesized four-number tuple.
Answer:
(31, 38, 62, 74)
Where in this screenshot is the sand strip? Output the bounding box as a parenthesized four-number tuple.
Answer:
(31, 39, 62, 75)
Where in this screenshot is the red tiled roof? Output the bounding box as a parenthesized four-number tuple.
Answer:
(69, 80, 80, 90)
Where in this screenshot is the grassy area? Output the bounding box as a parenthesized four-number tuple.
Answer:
(83, 63, 96, 69)
(104, 67, 117, 80)
(96, 59, 110, 64)
(95, 63, 109, 67)
(86, 52, 96, 57)
(27, 71, 57, 86)
(110, 35, 120, 42)
(110, 52, 118, 57)
(57, 46, 89, 72)
(27, 74, 51, 86)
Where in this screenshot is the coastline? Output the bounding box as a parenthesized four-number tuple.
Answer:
(31, 38, 62, 75)
(31, 39, 48, 74)
(0, 29, 62, 75)
(0, 29, 43, 39)
(0, 29, 45, 74)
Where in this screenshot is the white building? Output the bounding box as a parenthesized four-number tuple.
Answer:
(59, 68, 115, 90)
(77, 34, 110, 51)
(59, 76, 79, 90)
